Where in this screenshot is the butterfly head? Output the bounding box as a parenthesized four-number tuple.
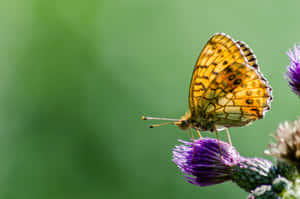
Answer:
(174, 112, 192, 130)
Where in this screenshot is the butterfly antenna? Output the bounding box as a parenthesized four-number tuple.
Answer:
(142, 116, 179, 128)
(149, 121, 174, 128)
(142, 116, 179, 121)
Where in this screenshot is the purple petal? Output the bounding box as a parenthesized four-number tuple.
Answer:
(286, 44, 300, 96)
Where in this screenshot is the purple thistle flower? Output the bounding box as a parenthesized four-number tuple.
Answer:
(286, 45, 300, 96)
(172, 138, 240, 186)
(173, 138, 277, 192)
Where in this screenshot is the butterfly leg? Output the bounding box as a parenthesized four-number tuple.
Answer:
(225, 128, 232, 145)
(189, 128, 196, 159)
(189, 128, 195, 141)
(215, 131, 223, 160)
(196, 129, 202, 138)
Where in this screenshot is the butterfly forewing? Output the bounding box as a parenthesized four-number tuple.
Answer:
(189, 33, 247, 114)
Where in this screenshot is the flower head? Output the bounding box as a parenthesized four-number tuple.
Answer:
(286, 45, 300, 96)
(173, 138, 277, 192)
(172, 138, 240, 186)
(265, 118, 300, 169)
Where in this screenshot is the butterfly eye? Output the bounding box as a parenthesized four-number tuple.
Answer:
(181, 120, 189, 128)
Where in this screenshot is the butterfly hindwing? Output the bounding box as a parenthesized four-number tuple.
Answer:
(189, 33, 272, 129)
(237, 40, 269, 85)
(236, 40, 259, 70)
(204, 62, 271, 127)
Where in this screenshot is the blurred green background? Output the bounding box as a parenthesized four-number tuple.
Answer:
(1, 0, 300, 198)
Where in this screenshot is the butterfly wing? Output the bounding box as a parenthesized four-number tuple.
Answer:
(206, 62, 272, 127)
(237, 40, 270, 86)
(189, 33, 272, 129)
(189, 33, 247, 115)
(236, 40, 259, 70)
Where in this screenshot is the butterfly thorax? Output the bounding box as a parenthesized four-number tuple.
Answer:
(175, 112, 216, 132)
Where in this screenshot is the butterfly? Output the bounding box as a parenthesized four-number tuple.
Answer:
(143, 33, 272, 141)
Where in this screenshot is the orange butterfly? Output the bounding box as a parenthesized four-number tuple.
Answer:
(143, 33, 272, 142)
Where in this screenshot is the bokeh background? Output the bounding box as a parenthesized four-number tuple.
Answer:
(1, 0, 300, 198)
